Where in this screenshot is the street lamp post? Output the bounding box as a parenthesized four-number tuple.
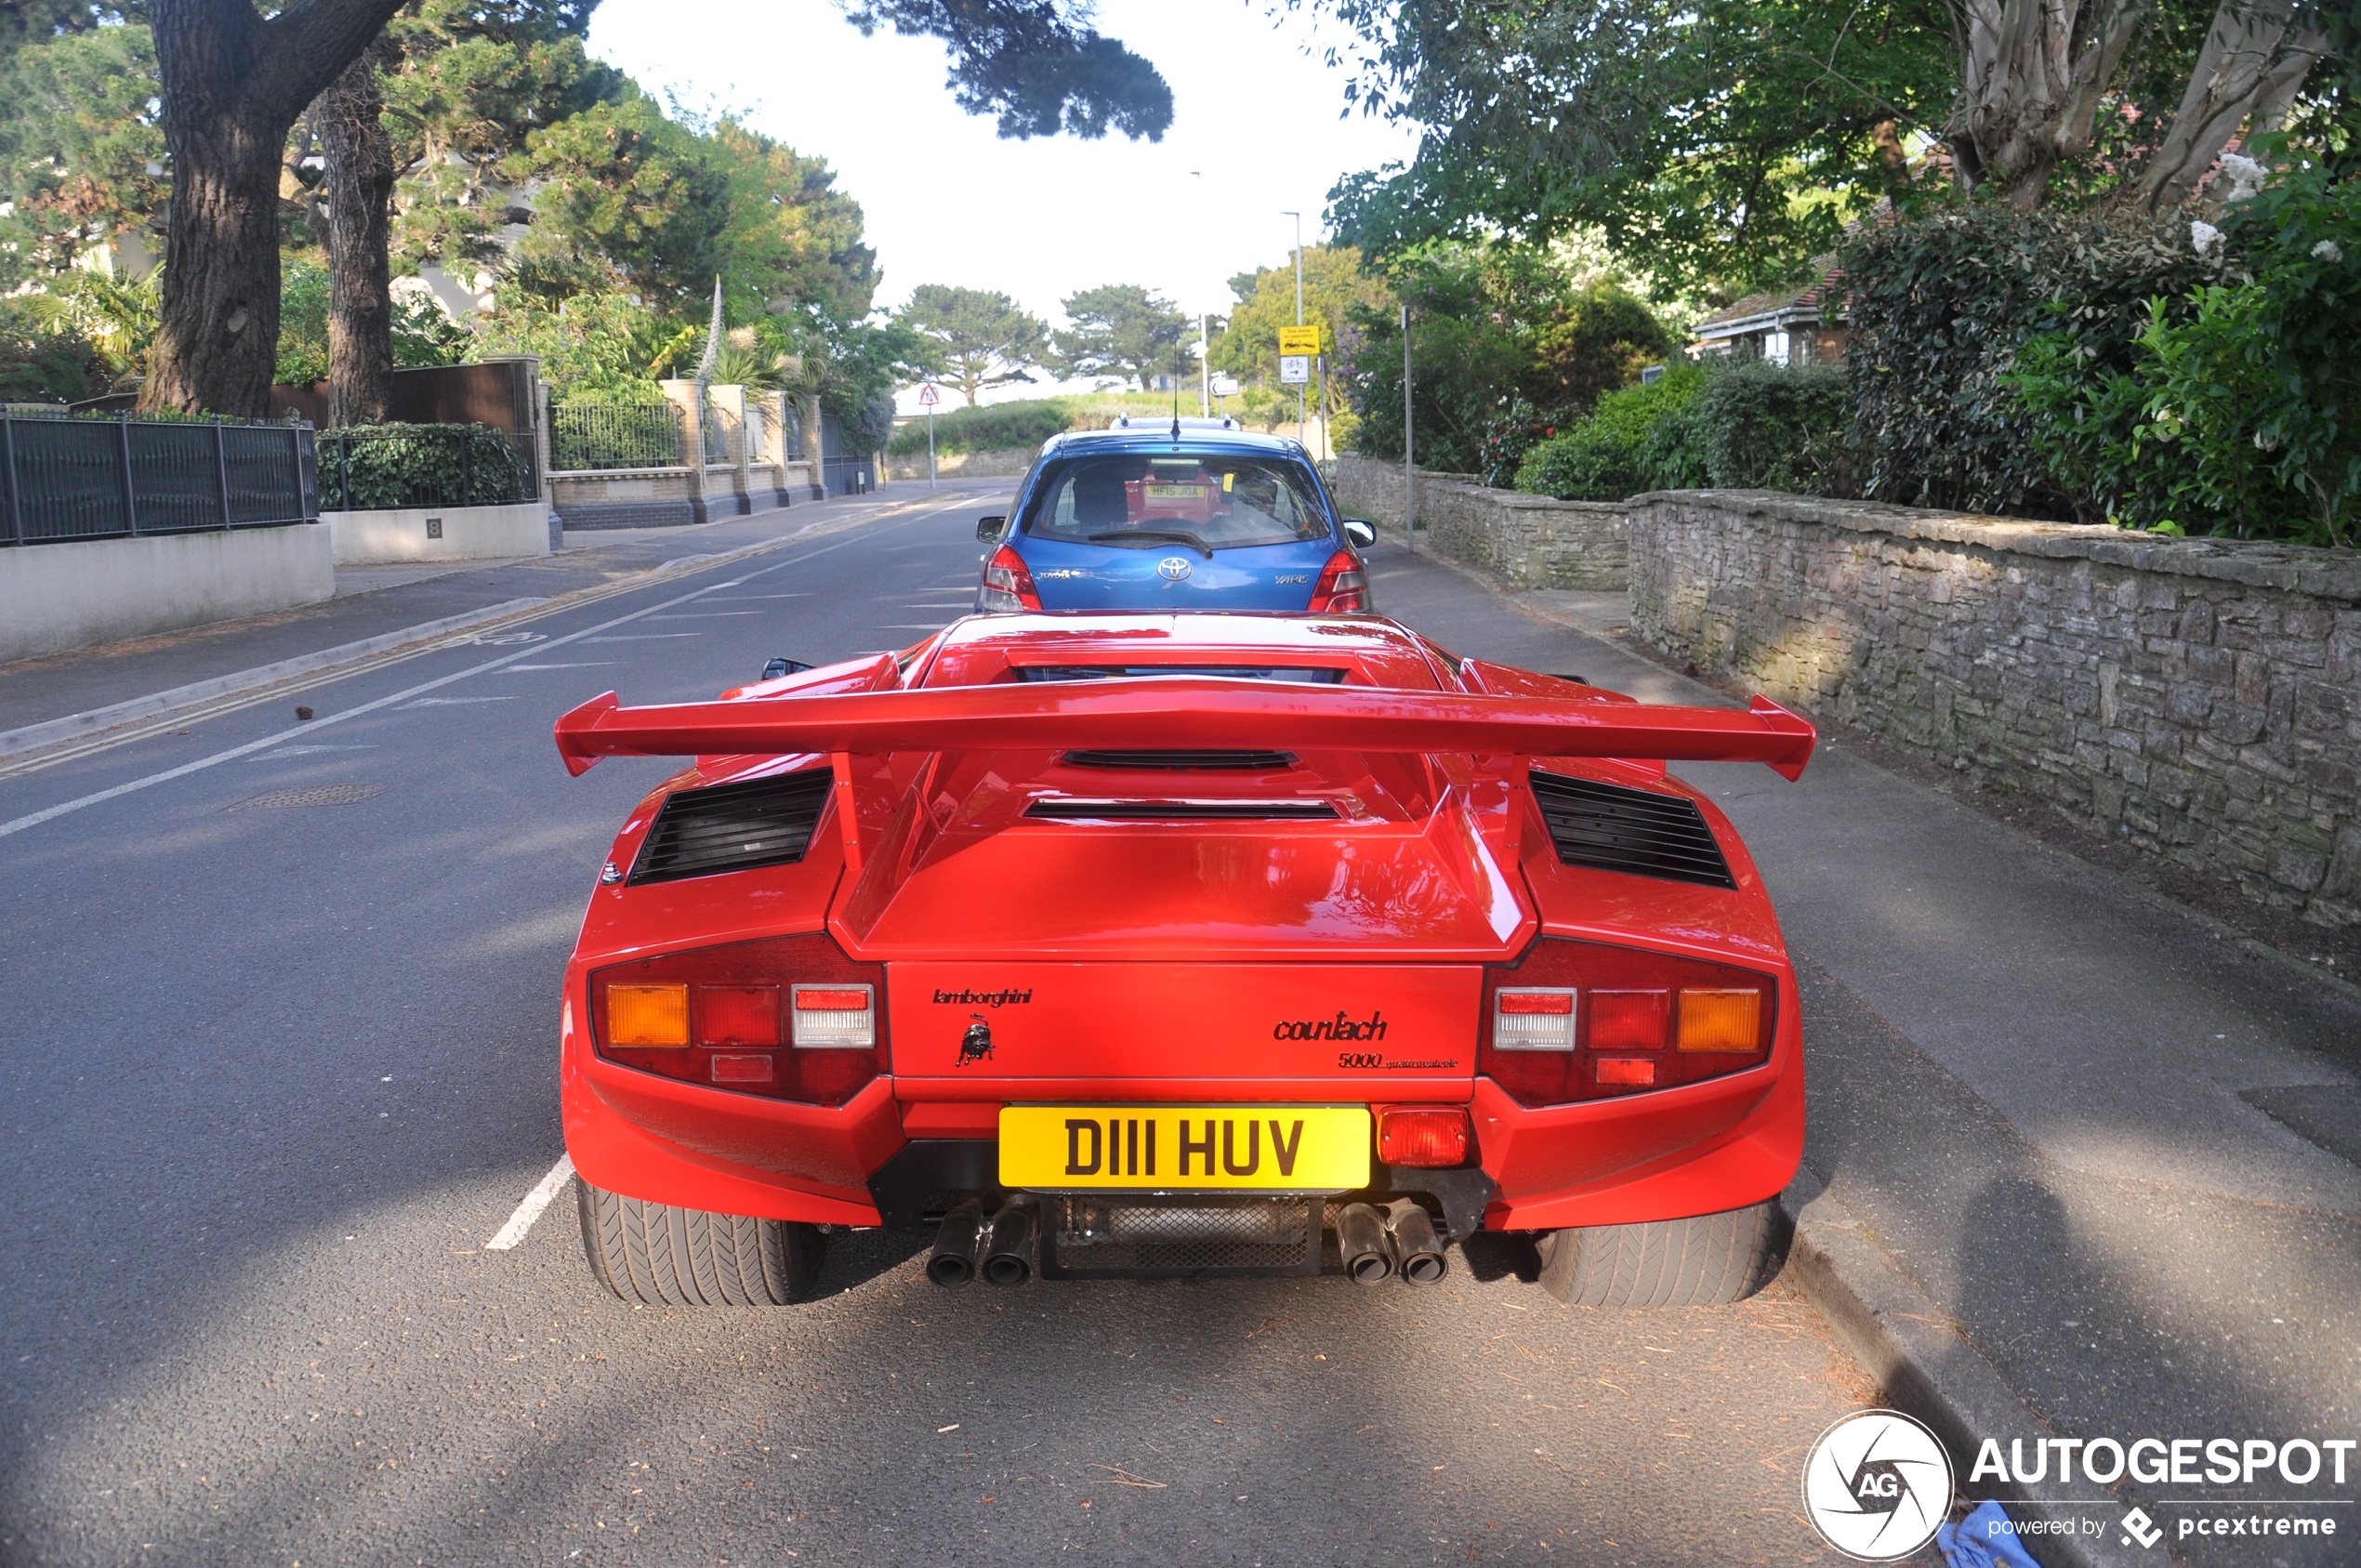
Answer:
(1200, 314, 1210, 418)
(1402, 302, 1415, 551)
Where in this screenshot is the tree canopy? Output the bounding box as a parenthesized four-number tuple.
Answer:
(896, 283, 1048, 403)
(1052, 283, 1191, 389)
(1312, 0, 2356, 298)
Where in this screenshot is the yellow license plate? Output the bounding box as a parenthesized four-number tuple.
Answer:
(998, 1106, 1370, 1192)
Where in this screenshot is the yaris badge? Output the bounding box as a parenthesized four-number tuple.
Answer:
(1157, 556, 1192, 582)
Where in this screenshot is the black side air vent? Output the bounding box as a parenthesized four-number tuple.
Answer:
(1026, 798, 1340, 821)
(1528, 770, 1735, 889)
(1062, 749, 1299, 771)
(628, 768, 833, 885)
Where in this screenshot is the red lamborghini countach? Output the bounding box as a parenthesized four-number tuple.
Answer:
(552, 613, 1815, 1308)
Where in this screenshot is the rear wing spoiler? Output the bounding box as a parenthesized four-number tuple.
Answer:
(553, 679, 1816, 780)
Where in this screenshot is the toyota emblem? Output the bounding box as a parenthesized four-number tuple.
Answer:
(1157, 556, 1193, 582)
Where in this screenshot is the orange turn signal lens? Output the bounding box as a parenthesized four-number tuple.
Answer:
(1594, 1057, 1656, 1086)
(608, 982, 690, 1047)
(1676, 988, 1762, 1052)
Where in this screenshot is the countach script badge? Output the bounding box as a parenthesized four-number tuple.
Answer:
(1273, 1008, 1388, 1042)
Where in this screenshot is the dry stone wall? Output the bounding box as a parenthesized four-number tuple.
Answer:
(1627, 490, 2361, 929)
(1330, 455, 1628, 591)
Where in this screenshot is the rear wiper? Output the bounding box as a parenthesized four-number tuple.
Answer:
(1088, 529, 1214, 559)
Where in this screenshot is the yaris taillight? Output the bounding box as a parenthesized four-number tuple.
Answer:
(1306, 549, 1365, 613)
(980, 544, 1042, 611)
(1477, 937, 1775, 1107)
(589, 934, 885, 1105)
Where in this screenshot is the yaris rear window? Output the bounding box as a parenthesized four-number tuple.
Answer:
(1022, 455, 1330, 552)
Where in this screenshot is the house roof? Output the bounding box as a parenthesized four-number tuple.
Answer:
(1691, 255, 1844, 335)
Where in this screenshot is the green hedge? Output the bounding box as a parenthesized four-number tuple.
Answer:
(1516, 360, 1849, 499)
(889, 399, 1075, 456)
(318, 422, 530, 510)
(1840, 206, 2228, 516)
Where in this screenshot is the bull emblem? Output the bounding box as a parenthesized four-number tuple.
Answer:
(957, 1015, 994, 1066)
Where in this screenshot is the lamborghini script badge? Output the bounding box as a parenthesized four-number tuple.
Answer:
(1157, 556, 1192, 582)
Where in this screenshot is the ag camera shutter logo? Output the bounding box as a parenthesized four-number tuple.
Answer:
(1801, 1409, 1954, 1560)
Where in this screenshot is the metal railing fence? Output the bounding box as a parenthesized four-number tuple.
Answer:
(549, 402, 684, 471)
(0, 411, 315, 547)
(316, 425, 534, 512)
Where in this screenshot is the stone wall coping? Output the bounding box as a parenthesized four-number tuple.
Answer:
(547, 465, 690, 481)
(1629, 488, 2361, 602)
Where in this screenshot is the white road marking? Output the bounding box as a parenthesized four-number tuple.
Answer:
(651, 611, 761, 618)
(584, 633, 703, 642)
(484, 1154, 575, 1251)
(0, 525, 888, 843)
(502, 662, 614, 671)
(399, 695, 521, 707)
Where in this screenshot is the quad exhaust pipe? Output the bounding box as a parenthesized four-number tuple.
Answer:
(1385, 1198, 1448, 1285)
(928, 1198, 1038, 1286)
(1336, 1203, 1393, 1284)
(1338, 1199, 1449, 1285)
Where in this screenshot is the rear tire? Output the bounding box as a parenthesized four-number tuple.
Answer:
(1535, 1200, 1786, 1308)
(577, 1180, 825, 1305)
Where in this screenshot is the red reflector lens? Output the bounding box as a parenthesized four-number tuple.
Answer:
(1594, 1058, 1655, 1087)
(794, 988, 871, 1011)
(1375, 1106, 1471, 1167)
(697, 984, 781, 1046)
(708, 1053, 775, 1085)
(1589, 989, 1669, 1048)
(1497, 992, 1575, 1015)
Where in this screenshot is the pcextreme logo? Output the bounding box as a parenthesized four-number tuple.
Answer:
(1801, 1410, 1954, 1561)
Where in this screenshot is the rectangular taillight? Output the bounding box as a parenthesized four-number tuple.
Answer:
(1492, 988, 1576, 1050)
(792, 984, 876, 1048)
(1479, 939, 1776, 1106)
(589, 934, 885, 1106)
(1677, 988, 1761, 1051)
(1376, 1106, 1471, 1167)
(608, 983, 689, 1046)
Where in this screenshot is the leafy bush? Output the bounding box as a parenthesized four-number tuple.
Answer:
(887, 398, 1075, 456)
(549, 401, 681, 469)
(1515, 360, 1847, 497)
(317, 422, 530, 510)
(1517, 365, 1705, 498)
(1692, 360, 1853, 494)
(2006, 154, 2359, 546)
(1842, 206, 2228, 515)
(0, 305, 107, 402)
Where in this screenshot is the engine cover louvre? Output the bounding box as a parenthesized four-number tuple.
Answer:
(1528, 770, 1735, 889)
(1024, 797, 1340, 822)
(627, 768, 833, 885)
(1062, 748, 1299, 771)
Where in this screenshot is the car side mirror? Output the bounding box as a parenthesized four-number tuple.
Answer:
(976, 515, 1007, 543)
(761, 657, 814, 682)
(1342, 518, 1378, 550)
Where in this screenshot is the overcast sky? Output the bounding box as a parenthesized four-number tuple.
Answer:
(585, 0, 1422, 336)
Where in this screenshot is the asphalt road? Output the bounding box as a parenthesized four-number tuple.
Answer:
(0, 483, 1930, 1567)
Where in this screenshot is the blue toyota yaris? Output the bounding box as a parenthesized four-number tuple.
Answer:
(972, 419, 1378, 613)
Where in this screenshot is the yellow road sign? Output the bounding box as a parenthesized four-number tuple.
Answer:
(1277, 325, 1323, 356)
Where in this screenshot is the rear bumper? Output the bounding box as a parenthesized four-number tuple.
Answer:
(560, 1000, 1803, 1232)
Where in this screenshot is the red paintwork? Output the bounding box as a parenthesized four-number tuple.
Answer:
(557, 612, 1813, 1233)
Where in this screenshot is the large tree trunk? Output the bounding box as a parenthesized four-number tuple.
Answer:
(313, 47, 394, 426)
(2135, 0, 2328, 212)
(144, 0, 406, 417)
(1943, 0, 2148, 208)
